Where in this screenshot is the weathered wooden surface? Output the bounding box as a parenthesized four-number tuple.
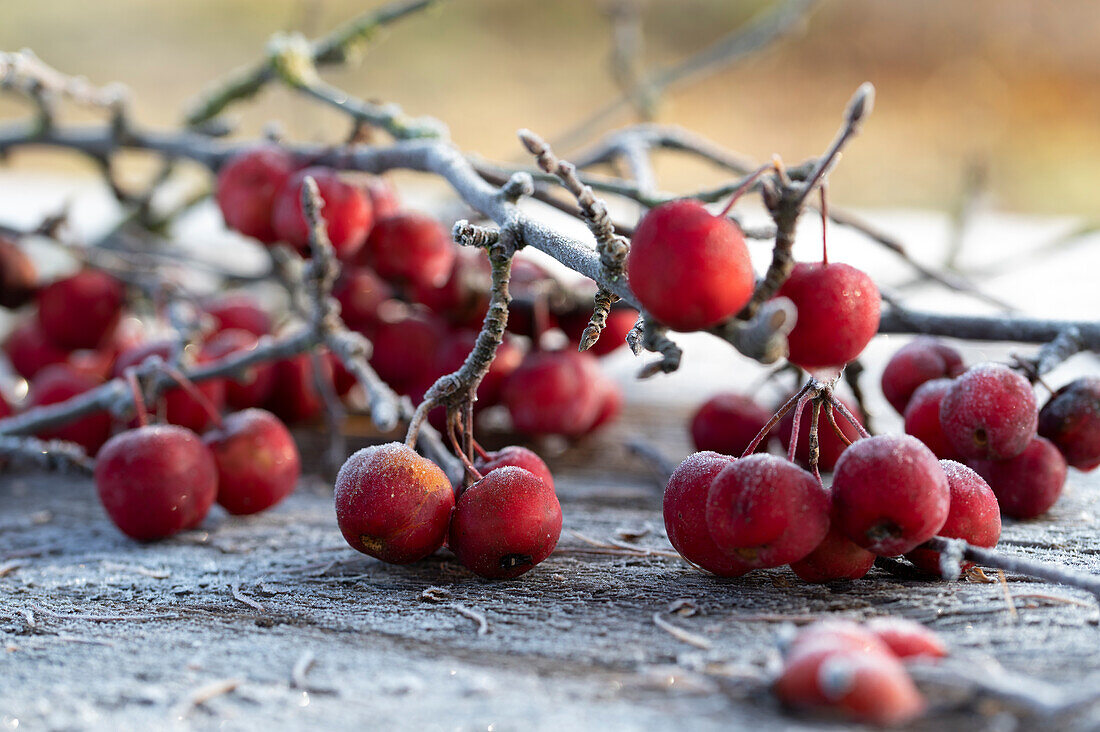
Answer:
(4, 401, 1100, 731)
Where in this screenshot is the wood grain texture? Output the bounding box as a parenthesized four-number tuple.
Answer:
(3, 401, 1100, 730)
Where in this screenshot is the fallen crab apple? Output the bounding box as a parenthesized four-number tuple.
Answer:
(334, 442, 561, 579)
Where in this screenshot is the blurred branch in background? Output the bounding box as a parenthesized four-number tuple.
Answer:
(552, 0, 817, 153)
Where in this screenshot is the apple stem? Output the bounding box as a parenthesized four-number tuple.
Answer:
(446, 413, 482, 484)
(717, 162, 774, 218)
(159, 363, 224, 430)
(123, 368, 149, 428)
(785, 390, 815, 464)
(741, 381, 811, 459)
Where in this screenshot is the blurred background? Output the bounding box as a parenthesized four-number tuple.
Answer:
(2, 0, 1100, 215)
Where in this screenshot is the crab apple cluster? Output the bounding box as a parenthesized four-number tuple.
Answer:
(880, 337, 965, 414)
(881, 340, 1071, 521)
(92, 404, 301, 540)
(213, 168, 629, 437)
(663, 451, 829, 577)
(690, 391, 861, 472)
(775, 619, 938, 726)
(791, 436, 996, 584)
(666, 413, 1003, 586)
(0, 243, 305, 536)
(939, 365, 1064, 519)
(216, 148, 377, 261)
(2, 264, 133, 386)
(335, 442, 560, 578)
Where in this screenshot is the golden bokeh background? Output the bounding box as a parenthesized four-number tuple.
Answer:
(3, 0, 1100, 214)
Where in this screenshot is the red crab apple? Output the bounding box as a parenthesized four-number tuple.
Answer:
(663, 451, 752, 576)
(434, 329, 523, 407)
(368, 302, 448, 396)
(905, 460, 1000, 575)
(334, 442, 454, 564)
(3, 318, 69, 380)
(690, 393, 771, 457)
(203, 292, 271, 337)
(903, 378, 960, 460)
(939, 363, 1037, 461)
(203, 409, 300, 515)
(866, 618, 947, 660)
(775, 261, 881, 372)
(704, 453, 830, 569)
(789, 523, 875, 583)
(775, 645, 924, 726)
(410, 248, 490, 328)
(95, 425, 218, 540)
(26, 363, 111, 456)
(587, 374, 623, 432)
(503, 350, 604, 437)
(202, 329, 276, 410)
(449, 466, 562, 579)
(37, 269, 125, 350)
(969, 436, 1067, 520)
(215, 146, 297, 244)
(272, 167, 373, 261)
(1038, 377, 1100, 471)
(626, 199, 754, 331)
(333, 266, 394, 338)
(473, 445, 554, 494)
(831, 434, 950, 555)
(360, 175, 400, 220)
(358, 212, 456, 290)
(265, 350, 335, 424)
(0, 237, 36, 309)
(880, 337, 965, 414)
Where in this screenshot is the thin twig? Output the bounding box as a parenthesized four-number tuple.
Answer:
(999, 569, 1019, 623)
(230, 582, 266, 612)
(652, 611, 712, 650)
(184, 0, 445, 129)
(453, 604, 489, 636)
(172, 678, 242, 719)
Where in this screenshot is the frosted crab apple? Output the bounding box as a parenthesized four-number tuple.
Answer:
(626, 200, 754, 331)
(334, 443, 454, 564)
